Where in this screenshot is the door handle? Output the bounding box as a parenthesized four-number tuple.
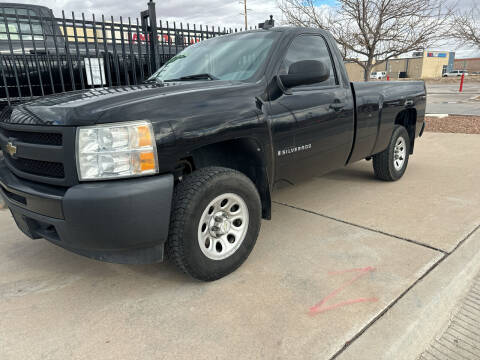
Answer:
(329, 103, 345, 111)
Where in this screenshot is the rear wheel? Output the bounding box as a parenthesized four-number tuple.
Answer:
(372, 125, 410, 181)
(166, 167, 261, 281)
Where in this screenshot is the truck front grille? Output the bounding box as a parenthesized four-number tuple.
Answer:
(0, 122, 77, 187)
(0, 128, 63, 146)
(4, 156, 65, 179)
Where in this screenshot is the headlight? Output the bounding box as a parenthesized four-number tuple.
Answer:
(76, 121, 158, 181)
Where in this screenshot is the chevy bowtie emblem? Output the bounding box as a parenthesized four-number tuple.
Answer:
(6, 141, 17, 157)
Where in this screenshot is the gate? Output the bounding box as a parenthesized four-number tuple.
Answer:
(0, 1, 248, 108)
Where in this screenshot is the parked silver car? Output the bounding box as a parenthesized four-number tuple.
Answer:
(443, 70, 469, 77)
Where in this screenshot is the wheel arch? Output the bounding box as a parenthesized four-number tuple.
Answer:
(394, 108, 417, 154)
(177, 137, 272, 220)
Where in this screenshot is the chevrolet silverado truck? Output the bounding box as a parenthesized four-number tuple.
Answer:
(0, 26, 426, 281)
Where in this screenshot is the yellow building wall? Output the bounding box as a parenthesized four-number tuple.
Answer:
(344, 62, 365, 81)
(406, 58, 423, 79)
(372, 62, 386, 72)
(372, 58, 423, 79)
(420, 52, 449, 79)
(342, 52, 449, 81)
(346, 60, 422, 81)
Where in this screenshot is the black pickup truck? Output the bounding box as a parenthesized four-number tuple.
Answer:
(0, 26, 426, 281)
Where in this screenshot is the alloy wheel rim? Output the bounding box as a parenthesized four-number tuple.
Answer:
(393, 136, 407, 171)
(198, 193, 249, 261)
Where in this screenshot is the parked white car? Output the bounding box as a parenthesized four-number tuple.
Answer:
(443, 70, 469, 77)
(370, 71, 386, 80)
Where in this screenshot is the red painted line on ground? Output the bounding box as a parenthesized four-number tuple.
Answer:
(309, 266, 377, 315)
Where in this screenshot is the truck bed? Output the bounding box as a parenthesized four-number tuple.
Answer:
(348, 81, 426, 163)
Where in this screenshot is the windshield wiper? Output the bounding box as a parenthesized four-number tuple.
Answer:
(143, 78, 157, 84)
(143, 77, 165, 85)
(164, 73, 219, 82)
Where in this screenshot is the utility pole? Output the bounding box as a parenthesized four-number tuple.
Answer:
(244, 0, 248, 29)
(240, 0, 249, 29)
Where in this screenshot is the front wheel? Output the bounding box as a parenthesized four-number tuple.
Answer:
(372, 125, 410, 181)
(166, 167, 262, 281)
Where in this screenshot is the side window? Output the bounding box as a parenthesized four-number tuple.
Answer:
(279, 35, 338, 87)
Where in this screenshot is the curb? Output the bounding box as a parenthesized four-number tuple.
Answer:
(337, 225, 480, 360)
(426, 114, 480, 117)
(425, 114, 449, 118)
(419, 272, 480, 359)
(427, 92, 479, 95)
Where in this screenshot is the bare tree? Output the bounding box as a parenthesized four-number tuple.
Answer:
(451, 1, 480, 49)
(278, 0, 452, 81)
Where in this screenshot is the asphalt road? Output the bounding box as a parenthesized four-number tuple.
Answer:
(426, 83, 480, 115)
(1, 132, 480, 359)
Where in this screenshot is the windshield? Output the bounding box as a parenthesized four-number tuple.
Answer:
(148, 31, 280, 82)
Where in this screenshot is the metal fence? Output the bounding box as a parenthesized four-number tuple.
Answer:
(0, 1, 253, 107)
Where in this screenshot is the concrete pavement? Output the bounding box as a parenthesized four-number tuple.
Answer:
(274, 133, 480, 253)
(427, 83, 480, 94)
(0, 132, 479, 359)
(426, 83, 480, 115)
(0, 202, 442, 360)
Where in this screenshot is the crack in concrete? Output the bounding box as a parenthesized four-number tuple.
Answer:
(273, 201, 448, 254)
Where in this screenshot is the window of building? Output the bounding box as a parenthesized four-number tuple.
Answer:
(0, 8, 44, 41)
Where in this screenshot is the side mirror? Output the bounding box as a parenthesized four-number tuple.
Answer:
(279, 60, 330, 89)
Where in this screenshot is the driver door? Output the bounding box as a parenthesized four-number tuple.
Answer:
(273, 34, 354, 181)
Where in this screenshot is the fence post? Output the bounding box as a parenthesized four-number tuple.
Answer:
(141, 0, 159, 72)
(148, 1, 159, 70)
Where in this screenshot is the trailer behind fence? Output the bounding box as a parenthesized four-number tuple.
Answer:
(0, 1, 251, 108)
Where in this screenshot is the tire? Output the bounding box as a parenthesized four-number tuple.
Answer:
(372, 125, 410, 181)
(166, 167, 262, 281)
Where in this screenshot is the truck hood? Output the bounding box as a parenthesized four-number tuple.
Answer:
(3, 81, 253, 126)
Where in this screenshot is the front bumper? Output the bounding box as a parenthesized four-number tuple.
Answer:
(0, 160, 174, 264)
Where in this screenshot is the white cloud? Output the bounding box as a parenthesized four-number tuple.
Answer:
(0, 0, 282, 30)
(1, 0, 478, 57)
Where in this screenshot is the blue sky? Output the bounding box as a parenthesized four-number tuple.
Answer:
(309, 0, 338, 6)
